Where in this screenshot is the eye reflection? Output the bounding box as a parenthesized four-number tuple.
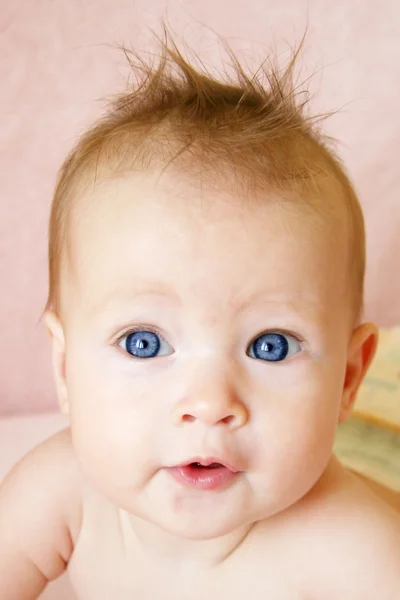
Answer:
(247, 332, 301, 362)
(118, 329, 302, 362)
(119, 330, 172, 359)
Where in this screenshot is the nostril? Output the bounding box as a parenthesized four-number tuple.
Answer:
(221, 415, 235, 425)
(182, 414, 195, 423)
(181, 414, 236, 425)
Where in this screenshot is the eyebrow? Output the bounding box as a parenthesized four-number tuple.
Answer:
(90, 281, 321, 317)
(90, 282, 181, 313)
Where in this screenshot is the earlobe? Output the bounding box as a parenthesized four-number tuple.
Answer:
(339, 322, 379, 423)
(42, 311, 70, 415)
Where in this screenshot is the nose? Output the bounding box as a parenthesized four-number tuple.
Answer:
(171, 367, 249, 429)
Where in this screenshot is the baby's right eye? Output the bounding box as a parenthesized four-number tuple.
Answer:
(118, 329, 173, 359)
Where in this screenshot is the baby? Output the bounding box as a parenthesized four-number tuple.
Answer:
(1, 32, 400, 599)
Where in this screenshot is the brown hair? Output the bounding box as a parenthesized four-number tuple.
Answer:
(42, 28, 365, 323)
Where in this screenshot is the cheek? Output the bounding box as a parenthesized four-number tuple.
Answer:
(254, 366, 343, 474)
(69, 400, 158, 499)
(66, 357, 160, 488)
(250, 403, 338, 509)
(298, 382, 343, 453)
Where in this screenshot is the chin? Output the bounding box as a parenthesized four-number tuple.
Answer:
(158, 513, 243, 541)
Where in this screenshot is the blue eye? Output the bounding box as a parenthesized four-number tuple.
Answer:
(119, 330, 172, 359)
(119, 329, 300, 361)
(247, 332, 301, 362)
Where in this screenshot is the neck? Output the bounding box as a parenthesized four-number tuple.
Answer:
(126, 513, 255, 569)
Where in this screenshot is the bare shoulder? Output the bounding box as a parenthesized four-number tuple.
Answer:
(0, 427, 83, 581)
(298, 458, 400, 599)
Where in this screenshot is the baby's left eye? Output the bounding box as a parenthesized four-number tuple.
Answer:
(247, 332, 302, 362)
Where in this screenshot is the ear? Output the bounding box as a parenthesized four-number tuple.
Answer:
(339, 322, 379, 423)
(42, 311, 70, 415)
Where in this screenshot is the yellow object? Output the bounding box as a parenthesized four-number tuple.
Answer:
(353, 327, 400, 432)
(334, 327, 400, 492)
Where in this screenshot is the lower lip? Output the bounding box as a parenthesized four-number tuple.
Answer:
(168, 465, 239, 490)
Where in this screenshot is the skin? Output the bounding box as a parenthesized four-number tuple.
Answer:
(48, 171, 376, 553)
(2, 169, 400, 599)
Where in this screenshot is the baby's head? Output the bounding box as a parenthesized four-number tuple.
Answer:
(43, 33, 378, 541)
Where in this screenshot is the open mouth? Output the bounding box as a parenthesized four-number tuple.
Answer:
(168, 459, 240, 490)
(190, 462, 223, 469)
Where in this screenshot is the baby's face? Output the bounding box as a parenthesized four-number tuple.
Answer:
(58, 172, 355, 539)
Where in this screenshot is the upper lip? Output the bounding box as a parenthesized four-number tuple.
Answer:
(176, 456, 240, 473)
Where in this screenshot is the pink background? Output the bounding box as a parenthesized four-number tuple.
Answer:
(1, 0, 399, 416)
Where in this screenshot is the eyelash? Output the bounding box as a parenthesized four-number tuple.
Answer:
(116, 325, 163, 343)
(115, 326, 305, 348)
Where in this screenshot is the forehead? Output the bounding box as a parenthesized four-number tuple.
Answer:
(66, 172, 349, 318)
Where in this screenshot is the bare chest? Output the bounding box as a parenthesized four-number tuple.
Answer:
(68, 488, 310, 600)
(67, 508, 305, 600)
(68, 553, 304, 600)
